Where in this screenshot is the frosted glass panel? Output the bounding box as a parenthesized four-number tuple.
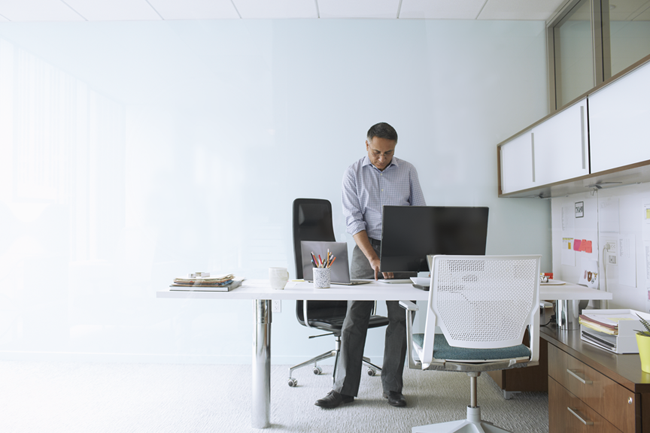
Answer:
(556, 0, 594, 107)
(0, 20, 550, 363)
(610, 20, 650, 76)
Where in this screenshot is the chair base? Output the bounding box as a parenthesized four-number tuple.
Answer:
(288, 335, 382, 386)
(412, 407, 511, 433)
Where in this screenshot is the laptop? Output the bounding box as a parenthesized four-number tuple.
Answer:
(300, 241, 371, 285)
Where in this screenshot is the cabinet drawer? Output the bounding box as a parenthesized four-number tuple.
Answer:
(549, 378, 622, 433)
(548, 344, 636, 433)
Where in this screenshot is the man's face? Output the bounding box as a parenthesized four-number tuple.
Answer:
(366, 137, 397, 171)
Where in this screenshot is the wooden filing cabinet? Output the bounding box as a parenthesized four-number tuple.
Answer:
(542, 327, 650, 433)
(487, 334, 549, 398)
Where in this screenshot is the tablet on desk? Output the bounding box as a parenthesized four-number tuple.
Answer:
(378, 279, 413, 284)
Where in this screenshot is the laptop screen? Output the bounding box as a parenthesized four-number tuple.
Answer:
(300, 241, 351, 283)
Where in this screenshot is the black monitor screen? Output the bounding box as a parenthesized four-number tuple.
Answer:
(379, 206, 489, 273)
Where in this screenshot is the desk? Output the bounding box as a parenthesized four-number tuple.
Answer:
(157, 280, 612, 429)
(541, 324, 650, 432)
(157, 280, 428, 429)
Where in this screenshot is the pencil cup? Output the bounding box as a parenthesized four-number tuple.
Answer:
(313, 268, 331, 289)
(269, 267, 289, 290)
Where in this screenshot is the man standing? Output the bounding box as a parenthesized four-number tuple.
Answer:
(315, 122, 426, 409)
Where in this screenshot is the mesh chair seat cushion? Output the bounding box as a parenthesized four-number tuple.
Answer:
(307, 315, 389, 333)
(413, 333, 530, 362)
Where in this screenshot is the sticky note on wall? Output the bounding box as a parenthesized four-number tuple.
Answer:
(574, 239, 582, 251)
(585, 240, 592, 253)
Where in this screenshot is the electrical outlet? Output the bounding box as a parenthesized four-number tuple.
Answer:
(272, 300, 282, 313)
(608, 255, 617, 265)
(606, 242, 617, 253)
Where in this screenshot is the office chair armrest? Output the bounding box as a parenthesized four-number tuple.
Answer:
(303, 301, 312, 329)
(399, 300, 418, 311)
(399, 301, 421, 369)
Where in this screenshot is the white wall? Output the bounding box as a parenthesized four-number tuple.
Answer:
(0, 19, 550, 364)
(551, 183, 650, 312)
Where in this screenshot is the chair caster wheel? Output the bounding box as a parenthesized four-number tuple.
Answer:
(288, 378, 298, 387)
(367, 368, 377, 376)
(313, 366, 322, 375)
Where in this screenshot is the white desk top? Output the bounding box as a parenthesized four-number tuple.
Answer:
(540, 282, 613, 301)
(157, 280, 429, 301)
(157, 279, 613, 301)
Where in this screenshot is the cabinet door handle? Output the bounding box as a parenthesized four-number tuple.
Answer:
(531, 132, 535, 183)
(567, 369, 592, 384)
(567, 407, 594, 425)
(580, 105, 587, 170)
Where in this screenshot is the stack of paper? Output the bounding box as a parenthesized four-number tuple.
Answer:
(579, 312, 640, 353)
(170, 274, 243, 291)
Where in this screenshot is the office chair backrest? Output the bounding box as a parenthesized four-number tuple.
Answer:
(292, 199, 336, 279)
(292, 198, 345, 323)
(429, 255, 541, 350)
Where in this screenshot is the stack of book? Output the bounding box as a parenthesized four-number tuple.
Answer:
(579, 309, 642, 354)
(170, 273, 243, 292)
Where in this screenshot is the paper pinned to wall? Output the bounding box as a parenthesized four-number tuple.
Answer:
(643, 199, 650, 241)
(618, 235, 637, 288)
(562, 205, 575, 232)
(562, 237, 575, 266)
(600, 198, 620, 233)
(574, 239, 582, 251)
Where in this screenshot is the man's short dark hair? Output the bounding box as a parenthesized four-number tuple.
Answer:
(367, 122, 398, 143)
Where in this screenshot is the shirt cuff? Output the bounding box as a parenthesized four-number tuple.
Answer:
(347, 221, 366, 236)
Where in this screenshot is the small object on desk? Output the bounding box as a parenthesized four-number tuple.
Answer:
(170, 278, 244, 291)
(313, 267, 331, 289)
(378, 279, 413, 284)
(410, 277, 430, 287)
(269, 267, 289, 290)
(540, 272, 554, 283)
(579, 308, 647, 354)
(173, 273, 234, 286)
(540, 279, 566, 285)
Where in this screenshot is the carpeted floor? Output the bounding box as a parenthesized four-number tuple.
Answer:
(0, 361, 548, 432)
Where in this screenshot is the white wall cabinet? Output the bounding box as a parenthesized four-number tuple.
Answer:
(498, 58, 650, 198)
(499, 99, 589, 195)
(532, 99, 589, 185)
(589, 61, 650, 173)
(500, 130, 534, 194)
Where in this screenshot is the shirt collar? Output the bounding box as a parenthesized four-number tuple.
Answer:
(362, 156, 399, 171)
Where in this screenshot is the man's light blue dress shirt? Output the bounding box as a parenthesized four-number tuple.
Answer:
(342, 156, 426, 240)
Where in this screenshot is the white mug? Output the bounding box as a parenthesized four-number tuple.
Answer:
(269, 267, 289, 290)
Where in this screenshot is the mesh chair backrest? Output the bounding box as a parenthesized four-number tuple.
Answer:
(430, 255, 540, 349)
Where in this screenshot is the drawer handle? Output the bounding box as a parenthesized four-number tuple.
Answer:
(567, 369, 592, 384)
(568, 407, 594, 426)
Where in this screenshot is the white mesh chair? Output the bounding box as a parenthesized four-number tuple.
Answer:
(401, 255, 541, 433)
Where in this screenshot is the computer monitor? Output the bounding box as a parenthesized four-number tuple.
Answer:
(379, 206, 489, 273)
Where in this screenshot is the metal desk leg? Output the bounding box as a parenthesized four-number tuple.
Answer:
(252, 299, 271, 429)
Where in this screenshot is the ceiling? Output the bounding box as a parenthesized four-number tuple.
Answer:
(0, 0, 571, 22)
(0, 0, 647, 23)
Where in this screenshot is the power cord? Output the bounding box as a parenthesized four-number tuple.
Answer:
(541, 314, 556, 327)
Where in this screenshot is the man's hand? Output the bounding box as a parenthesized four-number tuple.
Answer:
(357, 238, 393, 280)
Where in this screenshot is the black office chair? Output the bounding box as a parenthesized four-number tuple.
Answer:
(288, 198, 389, 387)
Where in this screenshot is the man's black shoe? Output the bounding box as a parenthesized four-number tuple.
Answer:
(315, 391, 354, 408)
(383, 391, 407, 407)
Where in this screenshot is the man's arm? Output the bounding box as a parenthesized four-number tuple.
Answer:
(410, 166, 426, 206)
(352, 230, 394, 280)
